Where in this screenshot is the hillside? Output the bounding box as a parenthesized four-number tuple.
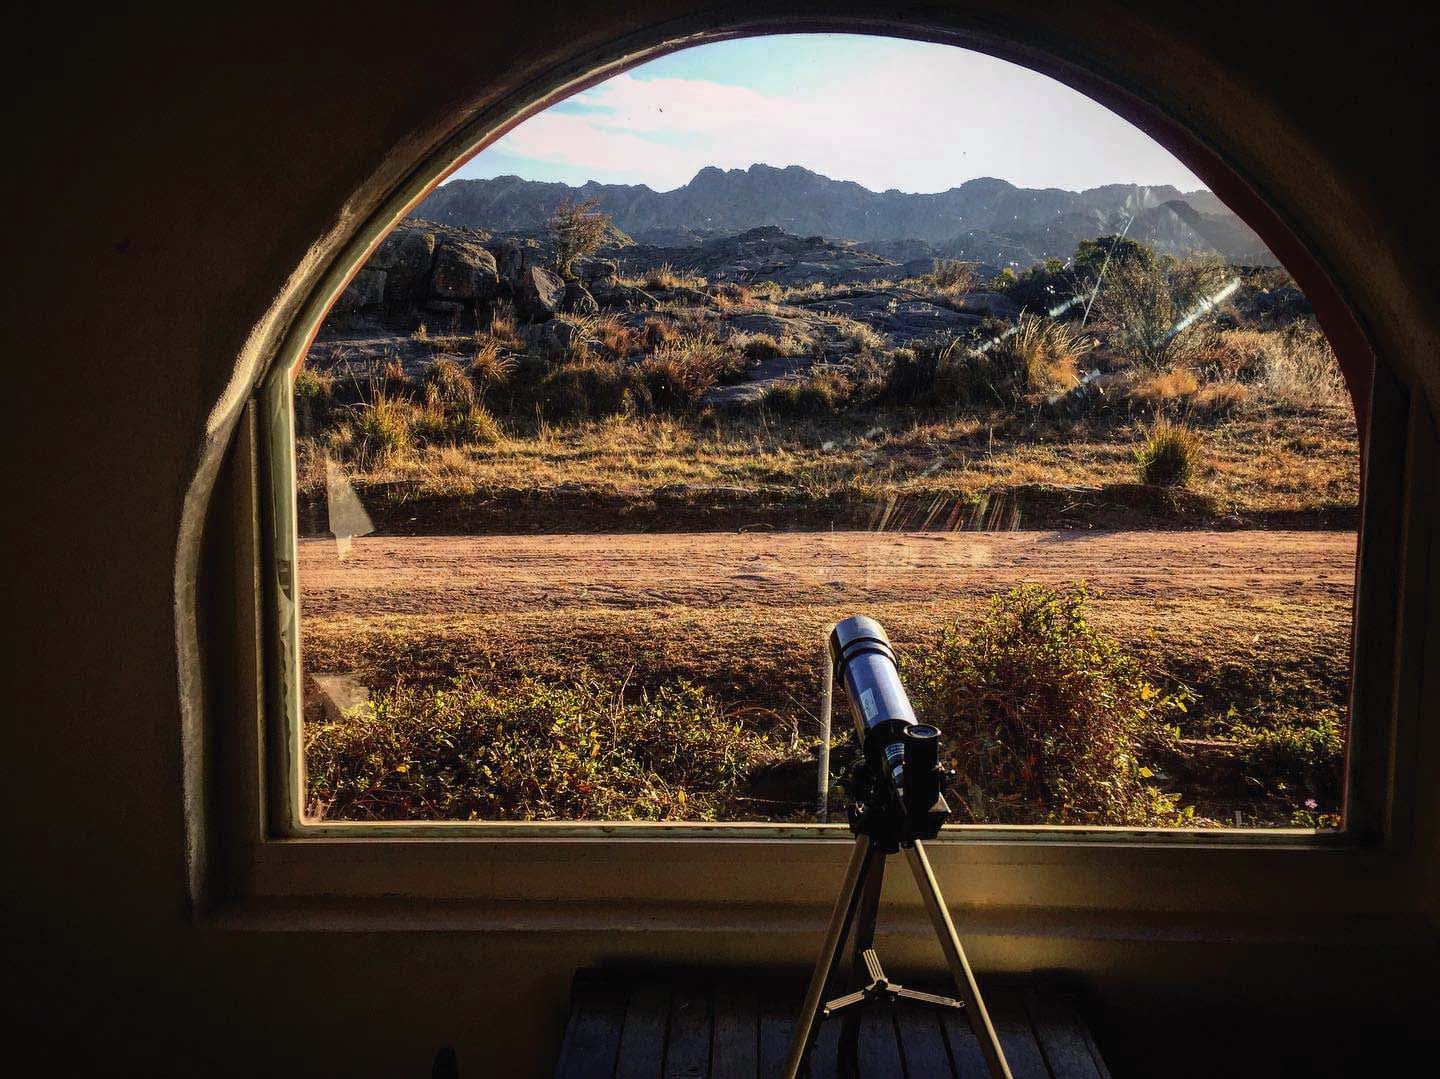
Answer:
(418, 163, 1274, 267)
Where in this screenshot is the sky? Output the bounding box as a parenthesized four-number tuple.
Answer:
(452, 34, 1205, 195)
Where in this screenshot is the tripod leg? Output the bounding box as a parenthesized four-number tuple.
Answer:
(781, 836, 879, 1079)
(840, 851, 885, 1079)
(904, 841, 1014, 1079)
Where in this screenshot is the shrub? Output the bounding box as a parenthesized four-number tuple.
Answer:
(1135, 418, 1201, 487)
(1260, 324, 1347, 409)
(640, 335, 745, 410)
(1094, 254, 1229, 369)
(907, 259, 979, 306)
(760, 368, 853, 416)
(353, 391, 413, 461)
(486, 300, 526, 350)
(886, 317, 1090, 409)
(904, 584, 1190, 825)
(470, 341, 516, 391)
(411, 402, 451, 446)
(304, 674, 776, 821)
(732, 331, 799, 361)
(981, 314, 1090, 405)
(882, 339, 986, 407)
(1073, 235, 1156, 279)
(1190, 380, 1252, 416)
(422, 357, 476, 410)
(549, 313, 636, 364)
(451, 403, 503, 445)
(638, 316, 681, 352)
(538, 359, 643, 421)
(996, 257, 1077, 314)
(548, 196, 611, 278)
(709, 282, 754, 309)
(827, 316, 886, 352)
(1232, 709, 1344, 809)
(643, 263, 707, 292)
(1124, 367, 1200, 409)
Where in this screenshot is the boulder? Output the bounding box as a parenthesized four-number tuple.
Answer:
(515, 265, 565, 321)
(370, 226, 435, 301)
(489, 236, 543, 286)
(590, 280, 658, 310)
(333, 267, 386, 312)
(562, 281, 600, 315)
(573, 256, 619, 284)
(429, 239, 499, 301)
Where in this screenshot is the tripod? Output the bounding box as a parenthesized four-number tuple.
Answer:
(780, 823, 1013, 1079)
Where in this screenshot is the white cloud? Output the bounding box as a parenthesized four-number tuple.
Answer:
(462, 45, 1205, 193)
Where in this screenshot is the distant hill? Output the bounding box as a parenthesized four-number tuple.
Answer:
(417, 163, 1276, 267)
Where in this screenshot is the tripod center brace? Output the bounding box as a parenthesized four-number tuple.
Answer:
(782, 618, 1013, 1079)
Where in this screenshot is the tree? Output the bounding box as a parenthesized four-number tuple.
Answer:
(547, 196, 610, 279)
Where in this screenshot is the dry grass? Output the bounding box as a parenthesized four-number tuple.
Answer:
(303, 400, 1357, 521)
(640, 263, 708, 292)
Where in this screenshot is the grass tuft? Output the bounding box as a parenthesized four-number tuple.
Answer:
(1135, 418, 1201, 487)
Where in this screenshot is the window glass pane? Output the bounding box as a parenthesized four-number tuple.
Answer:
(288, 34, 1357, 829)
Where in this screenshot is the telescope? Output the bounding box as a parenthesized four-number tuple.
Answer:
(828, 615, 948, 848)
(782, 616, 1014, 1079)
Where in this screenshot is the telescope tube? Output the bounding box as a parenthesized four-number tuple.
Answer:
(828, 615, 918, 793)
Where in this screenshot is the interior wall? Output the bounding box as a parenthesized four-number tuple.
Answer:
(2, 3, 1435, 1075)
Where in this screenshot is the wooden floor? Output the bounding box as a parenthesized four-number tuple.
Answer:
(555, 970, 1111, 1078)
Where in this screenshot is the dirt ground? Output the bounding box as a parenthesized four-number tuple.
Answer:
(298, 529, 1355, 620)
(299, 528, 1355, 716)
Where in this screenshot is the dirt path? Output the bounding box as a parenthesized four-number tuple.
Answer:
(298, 529, 1356, 619)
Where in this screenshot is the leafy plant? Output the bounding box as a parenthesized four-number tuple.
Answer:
(904, 584, 1192, 825)
(305, 674, 778, 821)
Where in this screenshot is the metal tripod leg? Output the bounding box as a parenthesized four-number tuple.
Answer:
(905, 840, 1014, 1079)
(780, 836, 882, 1079)
(839, 850, 885, 1078)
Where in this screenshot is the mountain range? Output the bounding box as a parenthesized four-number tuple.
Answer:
(417, 163, 1275, 267)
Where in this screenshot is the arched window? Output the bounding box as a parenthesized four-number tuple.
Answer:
(257, 33, 1370, 841)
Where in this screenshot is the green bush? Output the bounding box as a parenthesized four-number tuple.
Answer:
(995, 257, 1076, 314)
(1233, 710, 1344, 808)
(305, 674, 777, 821)
(1135, 419, 1201, 487)
(904, 584, 1191, 825)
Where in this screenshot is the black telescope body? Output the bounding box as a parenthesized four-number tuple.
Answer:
(829, 616, 947, 844)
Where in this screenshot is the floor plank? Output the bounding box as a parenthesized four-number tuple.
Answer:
(895, 1006, 957, 1078)
(616, 980, 672, 1079)
(558, 970, 1110, 1079)
(856, 1006, 905, 1077)
(1024, 993, 1107, 1079)
(987, 990, 1052, 1079)
(554, 974, 628, 1079)
(758, 994, 796, 1079)
(711, 984, 758, 1079)
(664, 985, 712, 1079)
(938, 1009, 992, 1079)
